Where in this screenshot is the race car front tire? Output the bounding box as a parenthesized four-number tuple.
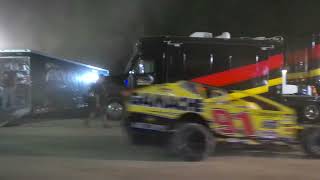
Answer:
(170, 123, 216, 161)
(301, 127, 320, 158)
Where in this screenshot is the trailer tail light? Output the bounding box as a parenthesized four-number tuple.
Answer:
(311, 86, 318, 96)
(121, 90, 133, 97)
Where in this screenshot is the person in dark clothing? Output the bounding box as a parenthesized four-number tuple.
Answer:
(85, 74, 109, 127)
(1, 71, 16, 110)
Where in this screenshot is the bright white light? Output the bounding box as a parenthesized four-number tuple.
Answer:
(138, 63, 144, 73)
(281, 69, 287, 74)
(79, 71, 99, 83)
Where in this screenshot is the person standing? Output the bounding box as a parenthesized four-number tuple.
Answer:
(85, 74, 109, 128)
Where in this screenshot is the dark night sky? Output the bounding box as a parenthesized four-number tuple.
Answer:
(0, 0, 320, 74)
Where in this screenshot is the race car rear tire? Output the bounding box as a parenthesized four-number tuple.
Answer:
(301, 127, 320, 158)
(170, 123, 215, 161)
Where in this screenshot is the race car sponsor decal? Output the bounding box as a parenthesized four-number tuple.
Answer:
(129, 93, 202, 112)
(256, 130, 278, 139)
(131, 122, 168, 132)
(212, 109, 254, 136)
(262, 120, 278, 129)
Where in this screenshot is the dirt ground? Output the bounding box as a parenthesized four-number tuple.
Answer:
(0, 118, 319, 180)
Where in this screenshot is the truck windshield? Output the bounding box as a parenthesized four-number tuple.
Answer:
(128, 56, 154, 75)
(125, 53, 138, 74)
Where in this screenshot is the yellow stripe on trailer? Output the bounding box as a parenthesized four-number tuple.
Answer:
(287, 68, 320, 80)
(268, 77, 282, 87)
(309, 68, 320, 78)
(287, 72, 308, 80)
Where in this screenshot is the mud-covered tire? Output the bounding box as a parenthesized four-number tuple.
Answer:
(301, 127, 320, 158)
(170, 123, 215, 161)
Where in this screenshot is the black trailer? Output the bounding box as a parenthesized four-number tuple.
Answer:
(0, 49, 108, 123)
(124, 32, 320, 125)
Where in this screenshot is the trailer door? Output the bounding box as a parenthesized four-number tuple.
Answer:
(0, 56, 31, 118)
(166, 44, 185, 82)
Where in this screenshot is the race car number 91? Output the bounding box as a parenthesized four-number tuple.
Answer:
(212, 109, 254, 136)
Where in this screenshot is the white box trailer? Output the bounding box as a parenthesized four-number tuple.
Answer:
(0, 49, 108, 124)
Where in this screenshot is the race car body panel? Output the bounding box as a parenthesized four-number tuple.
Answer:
(128, 83, 204, 119)
(203, 93, 298, 140)
(126, 81, 300, 144)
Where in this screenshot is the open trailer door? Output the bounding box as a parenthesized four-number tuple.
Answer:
(0, 55, 31, 125)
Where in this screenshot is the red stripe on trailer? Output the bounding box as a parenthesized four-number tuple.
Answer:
(286, 44, 320, 65)
(310, 44, 320, 60)
(191, 54, 284, 87)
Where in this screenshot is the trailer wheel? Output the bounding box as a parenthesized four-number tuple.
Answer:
(303, 104, 320, 122)
(170, 123, 215, 161)
(301, 127, 320, 158)
(105, 97, 124, 121)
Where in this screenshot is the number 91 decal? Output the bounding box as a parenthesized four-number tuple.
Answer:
(212, 109, 254, 136)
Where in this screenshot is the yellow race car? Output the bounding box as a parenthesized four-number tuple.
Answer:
(124, 81, 320, 161)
